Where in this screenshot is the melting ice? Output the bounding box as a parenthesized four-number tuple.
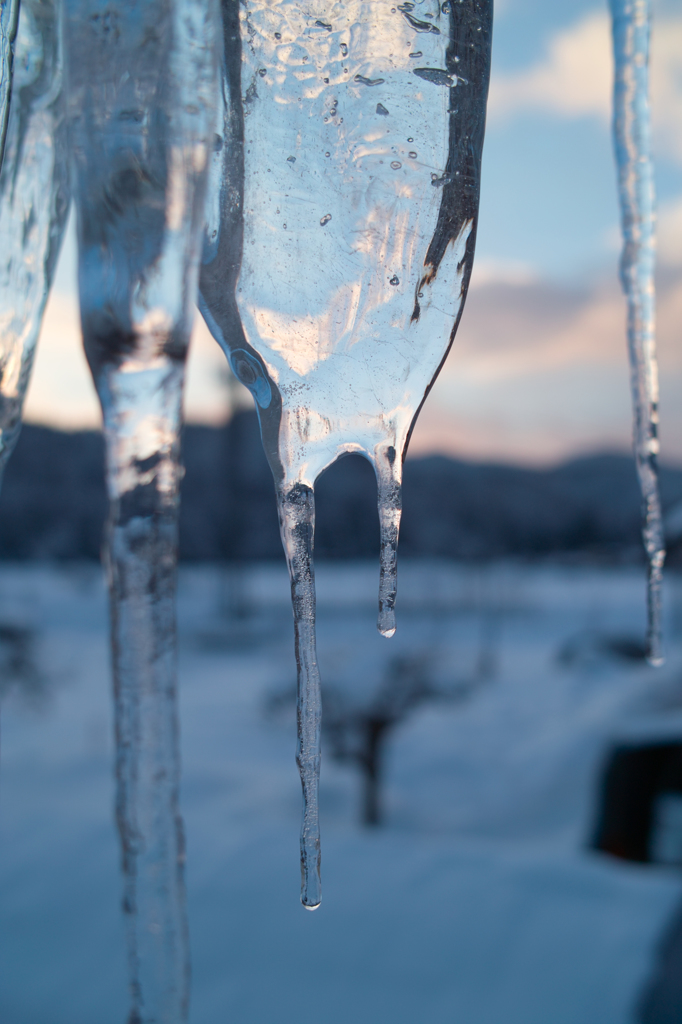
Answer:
(609, 0, 665, 666)
(200, 0, 493, 907)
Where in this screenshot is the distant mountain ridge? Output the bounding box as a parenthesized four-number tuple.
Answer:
(0, 412, 680, 562)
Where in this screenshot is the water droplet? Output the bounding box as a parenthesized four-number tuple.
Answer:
(407, 137, 414, 142)
(409, 151, 417, 158)
(376, 103, 389, 116)
(340, 43, 348, 56)
(258, 68, 267, 77)
(283, 223, 287, 229)
(320, 214, 332, 226)
(325, 152, 330, 157)
(389, 275, 400, 285)
(441, 1, 451, 11)
(409, 51, 423, 58)
(354, 74, 385, 87)
(287, 155, 296, 163)
(324, 77, 330, 84)
(418, 291, 424, 298)
(390, 161, 402, 169)
(274, 31, 282, 40)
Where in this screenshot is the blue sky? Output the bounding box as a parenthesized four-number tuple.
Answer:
(24, 0, 682, 465)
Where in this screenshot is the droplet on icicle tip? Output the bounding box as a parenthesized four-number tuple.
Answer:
(378, 608, 396, 638)
(303, 901, 321, 911)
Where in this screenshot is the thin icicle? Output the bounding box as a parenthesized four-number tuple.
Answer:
(0, 0, 19, 171)
(278, 483, 322, 909)
(375, 446, 402, 639)
(609, 0, 665, 666)
(0, 0, 68, 483)
(63, 1, 218, 1020)
(200, 0, 492, 906)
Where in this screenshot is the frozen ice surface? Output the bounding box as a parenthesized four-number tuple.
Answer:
(62, 0, 219, 1019)
(0, 0, 19, 169)
(200, 0, 492, 906)
(1, 561, 682, 1024)
(0, 0, 69, 479)
(609, 0, 664, 665)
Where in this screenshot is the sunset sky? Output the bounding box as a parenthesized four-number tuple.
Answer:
(22, 0, 682, 466)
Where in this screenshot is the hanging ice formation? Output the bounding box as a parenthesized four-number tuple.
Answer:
(200, 0, 493, 907)
(0, 0, 69, 482)
(0, 0, 20, 170)
(62, 0, 219, 1020)
(609, 0, 664, 667)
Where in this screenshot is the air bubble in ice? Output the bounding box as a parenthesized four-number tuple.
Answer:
(400, 10, 441, 33)
(409, 51, 422, 58)
(409, 151, 417, 158)
(376, 103, 389, 116)
(340, 43, 348, 56)
(413, 67, 452, 85)
(354, 74, 385, 87)
(389, 275, 400, 285)
(320, 213, 332, 225)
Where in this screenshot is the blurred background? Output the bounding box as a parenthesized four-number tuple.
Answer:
(2, 0, 682, 1021)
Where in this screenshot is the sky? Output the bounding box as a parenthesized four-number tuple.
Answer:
(22, 0, 682, 466)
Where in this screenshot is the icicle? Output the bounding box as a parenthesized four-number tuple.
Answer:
(0, 0, 19, 171)
(609, 0, 665, 666)
(200, 0, 492, 906)
(278, 483, 322, 909)
(62, 1, 218, 1020)
(0, 0, 69, 483)
(376, 445, 402, 639)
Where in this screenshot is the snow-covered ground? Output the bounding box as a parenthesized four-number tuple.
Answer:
(1, 560, 682, 1024)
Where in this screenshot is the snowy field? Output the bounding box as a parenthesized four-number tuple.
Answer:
(1, 560, 682, 1024)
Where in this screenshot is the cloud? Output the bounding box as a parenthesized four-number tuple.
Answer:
(488, 13, 612, 122)
(408, 269, 682, 465)
(488, 10, 682, 165)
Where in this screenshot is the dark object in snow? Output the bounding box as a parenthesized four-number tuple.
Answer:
(0, 622, 43, 704)
(557, 632, 648, 668)
(268, 651, 487, 827)
(2, 413, 682, 562)
(591, 742, 682, 864)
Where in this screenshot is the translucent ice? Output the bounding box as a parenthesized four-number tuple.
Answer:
(0, 0, 19, 169)
(63, 0, 219, 1019)
(609, 0, 665, 665)
(0, 0, 68, 481)
(201, 0, 492, 906)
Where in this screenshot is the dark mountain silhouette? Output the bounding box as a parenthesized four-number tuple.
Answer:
(0, 411, 681, 562)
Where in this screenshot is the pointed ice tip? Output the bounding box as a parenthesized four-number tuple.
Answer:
(302, 900, 321, 911)
(647, 654, 664, 668)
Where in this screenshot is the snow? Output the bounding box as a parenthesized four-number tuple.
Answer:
(1, 560, 681, 1023)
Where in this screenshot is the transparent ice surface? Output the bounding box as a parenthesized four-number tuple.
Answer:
(0, 0, 19, 169)
(63, 0, 219, 1020)
(0, 0, 69, 482)
(200, 0, 492, 906)
(609, 0, 664, 666)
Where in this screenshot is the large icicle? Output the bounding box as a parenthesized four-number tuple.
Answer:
(201, 0, 492, 905)
(62, 1, 218, 1020)
(0, 0, 19, 170)
(0, 0, 68, 483)
(609, 0, 665, 666)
